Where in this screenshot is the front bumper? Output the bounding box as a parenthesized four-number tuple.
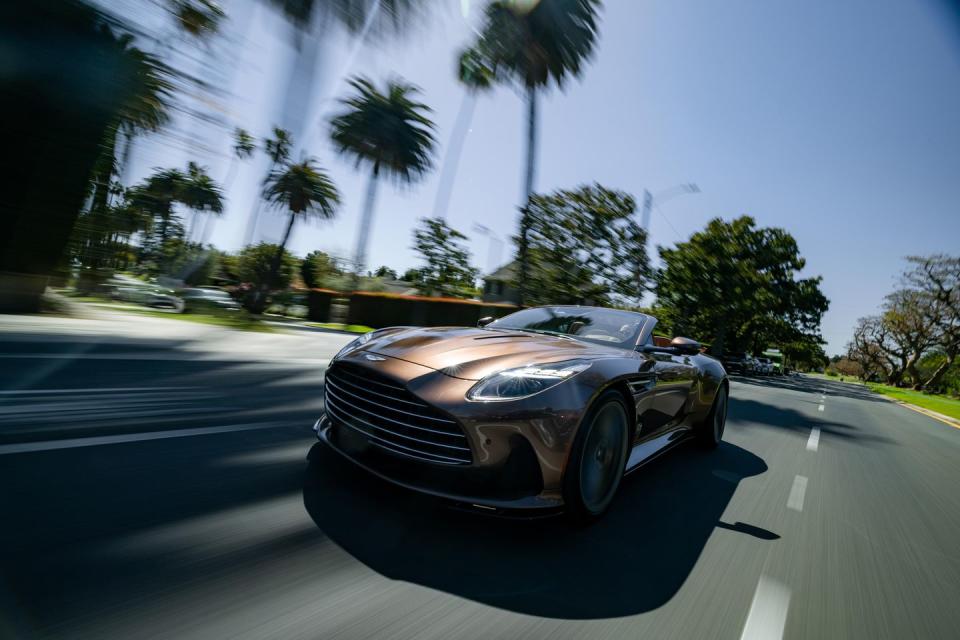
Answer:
(314, 415, 561, 512)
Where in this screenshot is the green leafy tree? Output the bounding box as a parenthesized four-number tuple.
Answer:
(465, 0, 601, 303)
(161, 239, 219, 285)
(253, 158, 340, 311)
(882, 288, 938, 389)
(129, 168, 187, 253)
(901, 255, 960, 389)
(412, 218, 478, 298)
(518, 184, 649, 306)
(265, 0, 428, 190)
(656, 216, 829, 356)
(121, 163, 224, 272)
(68, 30, 174, 282)
(238, 243, 297, 294)
(0, 3, 178, 311)
(216, 251, 241, 284)
(181, 162, 224, 239)
(301, 250, 342, 289)
(330, 76, 436, 284)
(782, 338, 828, 372)
(373, 266, 399, 279)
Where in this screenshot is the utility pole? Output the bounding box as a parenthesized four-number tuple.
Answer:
(641, 189, 653, 232)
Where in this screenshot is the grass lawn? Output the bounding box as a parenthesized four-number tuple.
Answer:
(865, 383, 960, 422)
(305, 322, 374, 334)
(76, 298, 274, 333)
(804, 373, 960, 421)
(136, 310, 274, 332)
(805, 372, 864, 385)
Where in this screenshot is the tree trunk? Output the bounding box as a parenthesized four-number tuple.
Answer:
(253, 213, 297, 314)
(431, 92, 477, 220)
(273, 214, 296, 274)
(351, 164, 380, 290)
(888, 356, 907, 387)
(118, 127, 136, 186)
(906, 352, 924, 390)
(710, 316, 728, 357)
(923, 351, 957, 391)
(517, 85, 538, 306)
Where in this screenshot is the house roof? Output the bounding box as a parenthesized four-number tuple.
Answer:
(484, 260, 517, 282)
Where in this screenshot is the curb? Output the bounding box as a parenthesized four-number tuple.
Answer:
(891, 400, 960, 430)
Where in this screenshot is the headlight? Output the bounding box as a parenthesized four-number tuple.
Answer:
(466, 360, 591, 401)
(333, 331, 375, 360)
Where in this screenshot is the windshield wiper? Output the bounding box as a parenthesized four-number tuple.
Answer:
(516, 328, 577, 341)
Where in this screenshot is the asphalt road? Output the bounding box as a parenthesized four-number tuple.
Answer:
(1, 318, 959, 639)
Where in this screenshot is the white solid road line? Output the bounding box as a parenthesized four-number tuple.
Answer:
(0, 421, 293, 456)
(807, 427, 821, 451)
(740, 575, 792, 640)
(787, 475, 808, 512)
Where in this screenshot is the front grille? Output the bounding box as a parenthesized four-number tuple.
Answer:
(324, 362, 472, 465)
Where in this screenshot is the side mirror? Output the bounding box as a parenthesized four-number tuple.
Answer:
(671, 336, 701, 355)
(477, 316, 494, 328)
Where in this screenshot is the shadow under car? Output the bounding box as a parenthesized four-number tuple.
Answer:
(302, 439, 770, 620)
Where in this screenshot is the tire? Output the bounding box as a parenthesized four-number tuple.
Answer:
(563, 390, 630, 524)
(696, 384, 728, 449)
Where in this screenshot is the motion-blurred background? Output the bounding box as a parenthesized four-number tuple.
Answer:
(2, 2, 960, 638)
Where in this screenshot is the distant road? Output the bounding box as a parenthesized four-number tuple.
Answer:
(1, 315, 959, 639)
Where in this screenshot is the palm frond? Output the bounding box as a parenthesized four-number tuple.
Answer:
(263, 158, 341, 220)
(329, 75, 436, 183)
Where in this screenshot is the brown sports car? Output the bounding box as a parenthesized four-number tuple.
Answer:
(313, 305, 728, 521)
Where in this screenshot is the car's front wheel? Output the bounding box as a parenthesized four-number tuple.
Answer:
(563, 390, 630, 524)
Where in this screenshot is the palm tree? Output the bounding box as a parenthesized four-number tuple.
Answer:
(244, 126, 293, 245)
(125, 168, 187, 271)
(171, 0, 226, 39)
(430, 47, 495, 219)
(264, 0, 427, 156)
(467, 0, 601, 302)
(225, 127, 256, 190)
(256, 158, 341, 311)
(89, 35, 173, 217)
(181, 162, 224, 240)
(194, 127, 254, 243)
(330, 76, 436, 287)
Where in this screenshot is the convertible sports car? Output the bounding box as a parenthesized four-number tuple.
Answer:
(313, 305, 728, 521)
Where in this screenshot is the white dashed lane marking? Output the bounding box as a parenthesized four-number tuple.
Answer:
(740, 575, 792, 640)
(787, 475, 808, 512)
(807, 427, 820, 451)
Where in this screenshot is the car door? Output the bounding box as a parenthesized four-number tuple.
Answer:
(635, 350, 699, 439)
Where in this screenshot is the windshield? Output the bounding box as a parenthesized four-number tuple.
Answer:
(488, 306, 647, 349)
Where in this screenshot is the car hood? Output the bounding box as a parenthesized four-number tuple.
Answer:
(360, 326, 630, 381)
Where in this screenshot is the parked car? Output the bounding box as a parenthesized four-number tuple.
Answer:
(720, 352, 751, 375)
(313, 305, 729, 522)
(179, 287, 240, 312)
(755, 357, 773, 375)
(108, 281, 183, 311)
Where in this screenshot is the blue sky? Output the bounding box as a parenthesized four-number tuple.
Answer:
(126, 0, 960, 355)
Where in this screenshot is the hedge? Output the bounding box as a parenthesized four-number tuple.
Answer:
(306, 289, 518, 328)
(306, 289, 340, 323)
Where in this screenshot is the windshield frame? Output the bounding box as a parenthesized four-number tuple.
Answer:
(487, 306, 657, 350)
